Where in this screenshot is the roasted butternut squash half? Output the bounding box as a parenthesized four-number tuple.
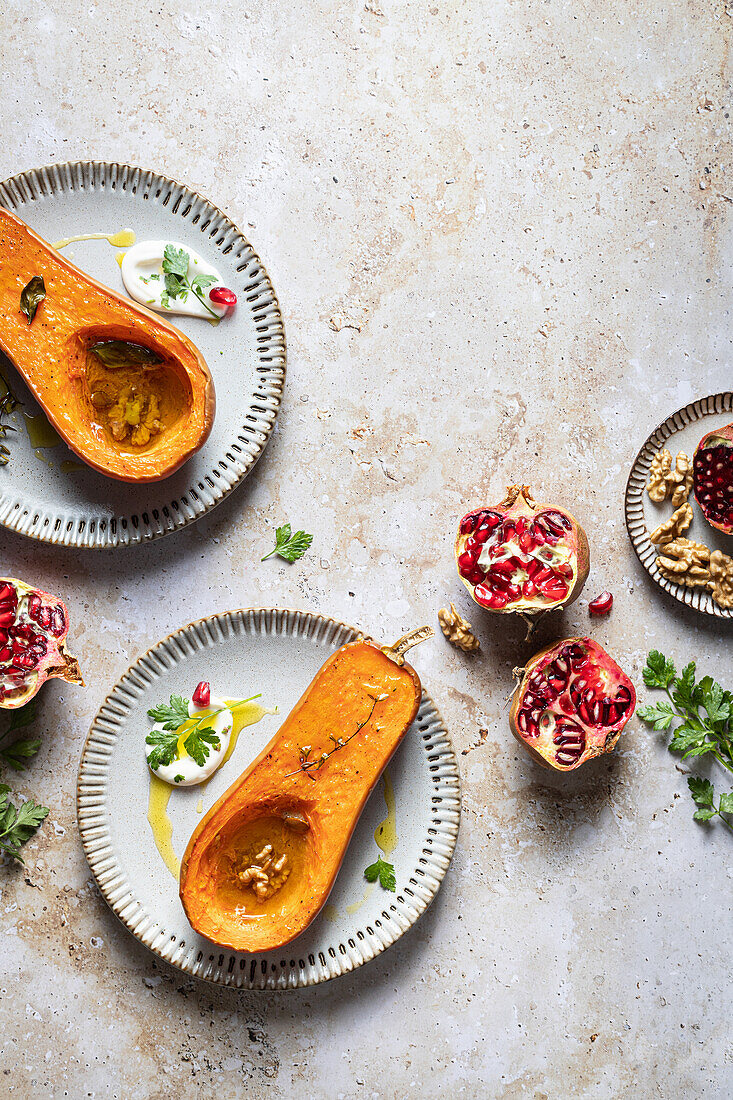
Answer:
(180, 638, 424, 952)
(0, 207, 215, 482)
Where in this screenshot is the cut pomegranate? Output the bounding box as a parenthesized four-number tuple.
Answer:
(192, 680, 210, 708)
(510, 637, 635, 771)
(588, 591, 613, 615)
(209, 286, 237, 307)
(0, 577, 83, 709)
(455, 485, 589, 616)
(693, 422, 733, 534)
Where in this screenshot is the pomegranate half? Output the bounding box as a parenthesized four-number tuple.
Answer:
(693, 423, 733, 535)
(510, 637, 635, 771)
(455, 485, 589, 615)
(0, 577, 83, 708)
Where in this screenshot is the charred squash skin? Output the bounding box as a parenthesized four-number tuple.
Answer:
(179, 640, 422, 953)
(0, 207, 215, 482)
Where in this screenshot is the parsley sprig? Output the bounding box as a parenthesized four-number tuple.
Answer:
(160, 245, 219, 317)
(145, 693, 261, 775)
(364, 855, 396, 892)
(0, 702, 48, 862)
(261, 523, 313, 563)
(639, 651, 733, 833)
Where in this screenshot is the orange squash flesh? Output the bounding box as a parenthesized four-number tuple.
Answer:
(0, 207, 215, 482)
(179, 640, 422, 953)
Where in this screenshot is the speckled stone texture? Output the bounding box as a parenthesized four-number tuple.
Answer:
(0, 1, 731, 1097)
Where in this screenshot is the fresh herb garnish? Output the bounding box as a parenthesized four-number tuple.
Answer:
(145, 693, 262, 772)
(261, 524, 314, 563)
(160, 245, 218, 317)
(639, 650, 733, 833)
(89, 340, 161, 367)
(0, 372, 20, 467)
(364, 855, 396, 892)
(286, 693, 383, 781)
(0, 702, 48, 862)
(174, 774, 184, 783)
(19, 275, 46, 325)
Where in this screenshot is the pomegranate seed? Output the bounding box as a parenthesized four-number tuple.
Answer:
(459, 513, 477, 535)
(209, 286, 237, 307)
(457, 551, 474, 576)
(523, 580, 538, 598)
(192, 681, 210, 707)
(588, 591, 613, 616)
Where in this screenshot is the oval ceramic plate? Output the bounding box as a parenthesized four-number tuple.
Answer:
(625, 392, 733, 619)
(77, 608, 460, 989)
(0, 161, 285, 547)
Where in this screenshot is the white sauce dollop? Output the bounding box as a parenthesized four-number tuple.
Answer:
(146, 694, 233, 786)
(121, 240, 228, 320)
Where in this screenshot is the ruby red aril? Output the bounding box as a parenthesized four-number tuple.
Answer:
(455, 485, 589, 616)
(509, 637, 635, 771)
(209, 286, 237, 307)
(588, 591, 613, 615)
(192, 680, 210, 708)
(0, 578, 82, 708)
(693, 422, 733, 535)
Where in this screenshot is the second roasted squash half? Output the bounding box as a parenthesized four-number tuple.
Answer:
(0, 207, 215, 482)
(179, 639, 424, 953)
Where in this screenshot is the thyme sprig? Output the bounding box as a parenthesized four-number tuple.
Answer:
(0, 371, 21, 467)
(285, 693, 385, 781)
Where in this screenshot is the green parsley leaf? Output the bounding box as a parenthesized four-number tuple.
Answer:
(0, 790, 49, 862)
(162, 244, 190, 278)
(719, 792, 733, 815)
(642, 651, 676, 689)
(147, 695, 190, 730)
(261, 523, 314, 563)
(364, 855, 396, 892)
(0, 738, 42, 772)
(174, 774, 184, 784)
(687, 776, 714, 806)
(145, 727, 180, 771)
(637, 702, 675, 730)
(692, 807, 717, 822)
(183, 724, 220, 767)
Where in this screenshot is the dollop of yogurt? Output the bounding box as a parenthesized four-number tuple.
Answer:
(146, 695, 233, 786)
(121, 240, 229, 320)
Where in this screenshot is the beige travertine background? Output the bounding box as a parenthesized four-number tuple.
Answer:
(1, 1, 731, 1097)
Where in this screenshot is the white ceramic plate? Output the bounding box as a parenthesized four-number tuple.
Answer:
(0, 162, 285, 547)
(625, 392, 733, 619)
(76, 608, 460, 989)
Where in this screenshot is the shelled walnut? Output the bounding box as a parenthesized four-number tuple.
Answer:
(438, 603, 480, 652)
(656, 539, 711, 585)
(709, 550, 733, 609)
(668, 452, 693, 506)
(647, 448, 693, 505)
(236, 844, 290, 902)
(649, 503, 693, 546)
(647, 448, 673, 501)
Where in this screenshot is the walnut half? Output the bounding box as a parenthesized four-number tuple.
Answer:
(438, 603, 480, 652)
(709, 550, 733, 609)
(649, 503, 693, 546)
(647, 448, 673, 502)
(656, 538, 711, 586)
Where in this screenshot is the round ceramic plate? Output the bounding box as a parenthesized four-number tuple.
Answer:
(625, 392, 733, 619)
(77, 608, 460, 989)
(0, 161, 285, 547)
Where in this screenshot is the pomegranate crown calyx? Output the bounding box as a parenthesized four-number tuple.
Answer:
(501, 484, 536, 510)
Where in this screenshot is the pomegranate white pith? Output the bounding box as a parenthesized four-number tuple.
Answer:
(693, 423, 733, 535)
(0, 578, 83, 708)
(510, 637, 635, 772)
(455, 485, 589, 614)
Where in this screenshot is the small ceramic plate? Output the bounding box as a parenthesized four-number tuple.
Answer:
(77, 608, 460, 989)
(0, 162, 285, 548)
(625, 392, 733, 619)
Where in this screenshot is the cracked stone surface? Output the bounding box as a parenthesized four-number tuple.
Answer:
(0, 1, 731, 1097)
